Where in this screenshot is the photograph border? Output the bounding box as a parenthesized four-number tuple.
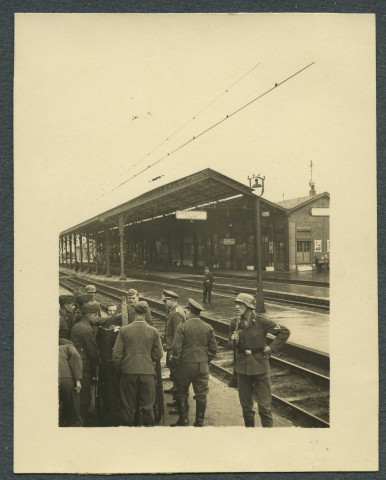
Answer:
(2, 1, 385, 478)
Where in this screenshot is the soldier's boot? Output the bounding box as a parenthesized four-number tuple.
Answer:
(193, 401, 206, 427)
(243, 415, 255, 427)
(170, 399, 189, 427)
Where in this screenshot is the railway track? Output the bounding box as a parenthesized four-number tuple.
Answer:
(59, 273, 330, 428)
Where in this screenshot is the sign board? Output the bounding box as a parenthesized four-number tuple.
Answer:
(310, 207, 329, 216)
(314, 239, 322, 252)
(223, 238, 235, 245)
(269, 241, 274, 253)
(176, 210, 207, 220)
(262, 211, 270, 217)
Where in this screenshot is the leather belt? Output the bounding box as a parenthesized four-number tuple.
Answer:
(237, 348, 264, 354)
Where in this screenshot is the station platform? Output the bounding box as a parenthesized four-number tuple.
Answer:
(60, 267, 330, 353)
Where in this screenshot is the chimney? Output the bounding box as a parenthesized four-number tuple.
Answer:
(309, 181, 316, 196)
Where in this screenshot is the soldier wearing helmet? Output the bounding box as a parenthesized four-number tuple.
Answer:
(230, 292, 290, 428)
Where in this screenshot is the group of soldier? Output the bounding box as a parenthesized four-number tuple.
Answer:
(59, 281, 290, 428)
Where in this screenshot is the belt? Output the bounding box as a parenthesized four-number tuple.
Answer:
(237, 348, 264, 354)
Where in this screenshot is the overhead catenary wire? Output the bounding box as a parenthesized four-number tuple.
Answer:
(119, 61, 261, 177)
(96, 61, 315, 202)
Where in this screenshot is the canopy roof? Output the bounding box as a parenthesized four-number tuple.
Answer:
(60, 168, 256, 235)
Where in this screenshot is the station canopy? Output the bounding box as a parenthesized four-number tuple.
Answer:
(60, 168, 257, 235)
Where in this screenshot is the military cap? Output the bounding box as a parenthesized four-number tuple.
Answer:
(59, 295, 76, 306)
(75, 293, 93, 306)
(79, 303, 100, 314)
(185, 298, 205, 313)
(162, 289, 179, 300)
(235, 293, 256, 310)
(85, 285, 97, 293)
(127, 288, 138, 296)
(133, 301, 148, 315)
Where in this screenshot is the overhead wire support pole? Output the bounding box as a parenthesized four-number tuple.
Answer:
(97, 61, 315, 200)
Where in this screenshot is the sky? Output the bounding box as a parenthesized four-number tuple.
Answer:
(15, 13, 375, 232)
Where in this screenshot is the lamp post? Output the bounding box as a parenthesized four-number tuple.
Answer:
(248, 174, 266, 313)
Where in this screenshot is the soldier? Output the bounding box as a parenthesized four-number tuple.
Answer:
(126, 288, 153, 325)
(162, 289, 186, 411)
(59, 295, 76, 339)
(85, 285, 102, 317)
(171, 298, 217, 427)
(59, 338, 83, 427)
(70, 302, 100, 425)
(203, 266, 214, 303)
(112, 301, 163, 426)
(229, 293, 290, 427)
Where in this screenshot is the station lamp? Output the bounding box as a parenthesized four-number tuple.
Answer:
(247, 174, 266, 313)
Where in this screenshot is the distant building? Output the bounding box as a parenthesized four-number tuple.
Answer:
(277, 192, 330, 271)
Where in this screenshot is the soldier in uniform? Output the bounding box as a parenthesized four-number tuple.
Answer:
(202, 266, 214, 303)
(162, 289, 186, 411)
(126, 288, 153, 325)
(85, 285, 102, 318)
(59, 338, 83, 427)
(112, 301, 163, 426)
(70, 302, 100, 425)
(229, 293, 290, 427)
(59, 295, 76, 339)
(171, 298, 217, 427)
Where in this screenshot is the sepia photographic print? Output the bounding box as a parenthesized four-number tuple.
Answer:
(14, 13, 378, 474)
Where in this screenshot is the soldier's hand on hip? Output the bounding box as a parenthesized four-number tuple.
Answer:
(231, 331, 239, 341)
(263, 346, 272, 356)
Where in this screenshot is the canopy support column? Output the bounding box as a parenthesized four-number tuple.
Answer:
(86, 233, 91, 273)
(79, 233, 83, 271)
(105, 228, 112, 277)
(118, 216, 126, 280)
(69, 234, 73, 268)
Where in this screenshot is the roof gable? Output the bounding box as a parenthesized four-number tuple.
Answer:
(276, 192, 330, 212)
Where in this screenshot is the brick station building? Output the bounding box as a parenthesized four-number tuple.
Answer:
(59, 169, 329, 273)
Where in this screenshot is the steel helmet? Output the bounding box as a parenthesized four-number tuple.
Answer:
(235, 293, 256, 310)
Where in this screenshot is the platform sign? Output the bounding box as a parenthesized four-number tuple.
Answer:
(262, 211, 270, 217)
(223, 238, 235, 245)
(310, 207, 329, 216)
(314, 239, 322, 252)
(176, 210, 207, 220)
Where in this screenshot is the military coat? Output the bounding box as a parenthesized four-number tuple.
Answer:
(172, 316, 217, 363)
(229, 312, 290, 375)
(70, 318, 99, 372)
(112, 320, 163, 375)
(164, 303, 185, 350)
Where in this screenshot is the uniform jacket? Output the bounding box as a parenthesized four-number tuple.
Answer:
(59, 338, 83, 381)
(229, 311, 290, 375)
(59, 307, 73, 339)
(126, 301, 153, 326)
(203, 272, 214, 288)
(164, 303, 185, 350)
(172, 316, 217, 363)
(112, 320, 163, 374)
(70, 318, 99, 371)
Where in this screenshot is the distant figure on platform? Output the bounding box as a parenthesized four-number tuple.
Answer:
(59, 338, 83, 427)
(203, 266, 214, 303)
(171, 298, 217, 427)
(70, 303, 100, 425)
(75, 261, 79, 273)
(229, 293, 290, 428)
(59, 295, 76, 339)
(162, 289, 186, 412)
(112, 301, 163, 426)
(126, 288, 153, 325)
